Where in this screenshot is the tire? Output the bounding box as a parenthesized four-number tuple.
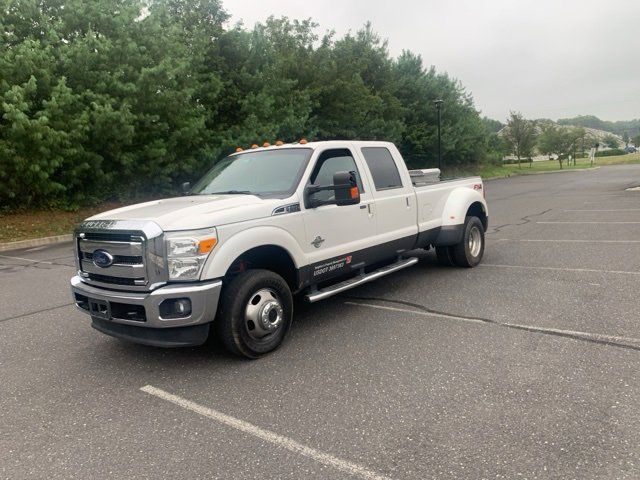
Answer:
(216, 269, 293, 359)
(435, 246, 456, 266)
(451, 216, 485, 268)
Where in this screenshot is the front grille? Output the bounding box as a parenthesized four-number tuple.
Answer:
(83, 232, 138, 242)
(87, 273, 143, 286)
(77, 231, 148, 290)
(82, 251, 143, 265)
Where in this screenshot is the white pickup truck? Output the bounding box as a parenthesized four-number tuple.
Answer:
(70, 140, 488, 358)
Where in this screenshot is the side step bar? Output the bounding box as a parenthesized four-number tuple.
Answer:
(305, 257, 419, 303)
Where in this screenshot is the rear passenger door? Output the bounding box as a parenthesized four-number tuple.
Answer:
(359, 145, 418, 255)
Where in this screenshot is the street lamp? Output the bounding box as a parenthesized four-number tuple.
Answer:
(434, 99, 444, 170)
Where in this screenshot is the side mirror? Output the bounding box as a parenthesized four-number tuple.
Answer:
(181, 181, 191, 195)
(333, 171, 360, 206)
(303, 170, 361, 209)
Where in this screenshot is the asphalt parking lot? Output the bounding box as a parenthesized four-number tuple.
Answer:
(2, 164, 639, 479)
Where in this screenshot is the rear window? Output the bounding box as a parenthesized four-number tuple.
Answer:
(361, 147, 403, 190)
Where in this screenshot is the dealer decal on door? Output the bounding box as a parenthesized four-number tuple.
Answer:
(313, 255, 352, 278)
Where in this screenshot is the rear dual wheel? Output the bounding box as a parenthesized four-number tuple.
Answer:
(436, 216, 485, 268)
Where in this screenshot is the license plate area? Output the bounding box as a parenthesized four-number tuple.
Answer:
(88, 298, 111, 320)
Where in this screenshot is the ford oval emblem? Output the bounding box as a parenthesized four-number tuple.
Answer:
(92, 249, 114, 268)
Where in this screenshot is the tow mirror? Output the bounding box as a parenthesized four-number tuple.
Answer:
(181, 181, 191, 195)
(333, 171, 360, 206)
(304, 170, 361, 208)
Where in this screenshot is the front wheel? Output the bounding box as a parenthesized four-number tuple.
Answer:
(216, 269, 293, 359)
(451, 216, 485, 267)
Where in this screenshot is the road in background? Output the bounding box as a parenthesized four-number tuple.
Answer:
(1, 165, 639, 479)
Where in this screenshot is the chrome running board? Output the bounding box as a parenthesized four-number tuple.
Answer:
(305, 257, 419, 303)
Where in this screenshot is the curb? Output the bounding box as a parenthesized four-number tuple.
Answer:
(0, 234, 73, 252)
(518, 166, 600, 175)
(483, 166, 601, 181)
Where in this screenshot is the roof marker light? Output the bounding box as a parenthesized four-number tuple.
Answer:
(251, 144, 258, 149)
(263, 142, 271, 147)
(275, 140, 284, 146)
(299, 138, 308, 144)
(235, 147, 243, 152)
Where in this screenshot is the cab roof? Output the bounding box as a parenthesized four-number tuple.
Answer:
(230, 140, 396, 156)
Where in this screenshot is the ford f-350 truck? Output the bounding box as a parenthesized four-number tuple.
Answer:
(70, 141, 488, 358)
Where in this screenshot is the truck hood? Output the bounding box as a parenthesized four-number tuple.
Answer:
(88, 195, 284, 231)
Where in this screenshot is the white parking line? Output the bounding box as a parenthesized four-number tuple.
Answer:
(345, 302, 640, 349)
(140, 385, 392, 480)
(481, 263, 640, 276)
(537, 221, 640, 224)
(491, 238, 640, 243)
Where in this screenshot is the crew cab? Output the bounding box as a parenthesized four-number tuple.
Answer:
(70, 141, 488, 358)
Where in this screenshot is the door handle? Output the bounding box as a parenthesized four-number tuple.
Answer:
(359, 205, 367, 209)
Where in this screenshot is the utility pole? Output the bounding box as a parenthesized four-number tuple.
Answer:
(434, 99, 444, 170)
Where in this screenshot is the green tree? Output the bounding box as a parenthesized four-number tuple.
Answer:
(0, 1, 499, 209)
(504, 112, 537, 168)
(392, 51, 488, 169)
(482, 117, 504, 134)
(538, 125, 584, 169)
(622, 131, 630, 147)
(602, 134, 620, 149)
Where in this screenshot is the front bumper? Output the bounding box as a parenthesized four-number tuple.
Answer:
(70, 276, 222, 346)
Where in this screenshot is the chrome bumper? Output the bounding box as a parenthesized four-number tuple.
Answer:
(70, 275, 222, 329)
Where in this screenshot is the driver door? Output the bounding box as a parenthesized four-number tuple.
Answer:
(300, 147, 376, 284)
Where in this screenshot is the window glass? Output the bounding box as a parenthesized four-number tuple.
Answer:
(310, 149, 363, 202)
(361, 147, 403, 190)
(192, 149, 312, 197)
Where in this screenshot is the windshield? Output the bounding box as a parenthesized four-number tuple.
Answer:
(191, 148, 312, 197)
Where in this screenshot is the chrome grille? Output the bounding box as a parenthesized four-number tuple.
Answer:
(77, 234, 147, 288)
(74, 219, 167, 292)
(81, 251, 143, 265)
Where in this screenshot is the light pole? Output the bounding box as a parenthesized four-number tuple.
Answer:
(434, 99, 444, 170)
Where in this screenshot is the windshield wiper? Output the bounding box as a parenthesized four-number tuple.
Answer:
(208, 190, 253, 195)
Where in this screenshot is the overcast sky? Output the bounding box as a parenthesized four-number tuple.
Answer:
(223, 0, 640, 123)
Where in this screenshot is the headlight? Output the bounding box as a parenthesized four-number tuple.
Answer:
(165, 227, 218, 281)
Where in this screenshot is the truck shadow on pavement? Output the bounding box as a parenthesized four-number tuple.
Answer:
(87, 250, 448, 369)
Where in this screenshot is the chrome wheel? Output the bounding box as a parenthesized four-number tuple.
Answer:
(468, 226, 482, 258)
(244, 288, 284, 339)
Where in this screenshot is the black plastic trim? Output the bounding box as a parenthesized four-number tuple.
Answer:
(434, 224, 465, 246)
(298, 234, 416, 288)
(91, 317, 210, 347)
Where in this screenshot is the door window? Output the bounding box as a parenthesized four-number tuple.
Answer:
(309, 149, 364, 202)
(361, 147, 403, 190)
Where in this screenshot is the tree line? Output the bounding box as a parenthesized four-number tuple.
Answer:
(503, 111, 636, 170)
(557, 115, 640, 138)
(0, 0, 502, 210)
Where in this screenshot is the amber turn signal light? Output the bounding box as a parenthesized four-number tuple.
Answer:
(198, 238, 218, 254)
